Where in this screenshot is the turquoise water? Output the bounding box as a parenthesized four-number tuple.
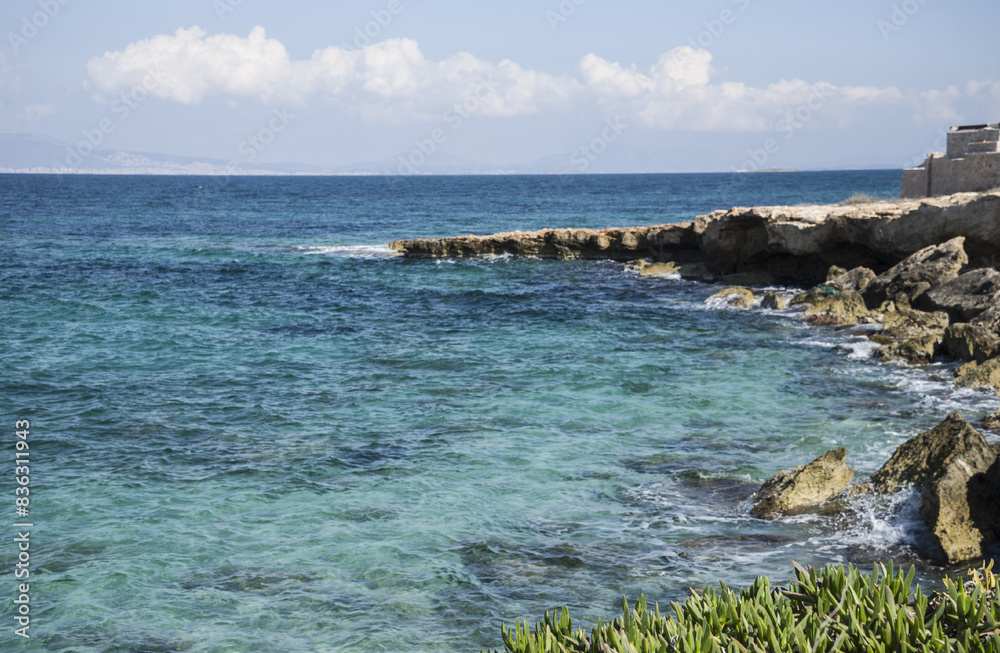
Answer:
(2, 172, 998, 652)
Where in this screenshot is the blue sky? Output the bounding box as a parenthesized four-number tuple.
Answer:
(2, 0, 999, 172)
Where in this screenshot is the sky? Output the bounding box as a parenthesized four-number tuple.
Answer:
(2, 0, 1000, 173)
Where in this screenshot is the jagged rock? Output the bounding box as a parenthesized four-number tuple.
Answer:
(872, 308, 949, 364)
(707, 287, 755, 309)
(973, 305, 1000, 332)
(943, 323, 1000, 363)
(955, 358, 1000, 395)
(803, 290, 878, 326)
(633, 260, 681, 277)
(865, 237, 968, 307)
(826, 265, 848, 281)
(750, 448, 854, 519)
(869, 413, 999, 564)
(830, 267, 877, 293)
(983, 409, 1000, 431)
(919, 268, 1000, 322)
(761, 292, 789, 310)
(871, 413, 996, 494)
(393, 192, 1000, 284)
(389, 223, 699, 260)
(923, 455, 1000, 563)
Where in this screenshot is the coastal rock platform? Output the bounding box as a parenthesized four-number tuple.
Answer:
(390, 191, 1000, 285)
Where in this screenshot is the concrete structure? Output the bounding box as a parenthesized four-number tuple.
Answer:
(902, 124, 1000, 198)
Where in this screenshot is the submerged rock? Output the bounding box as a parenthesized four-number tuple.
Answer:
(761, 292, 789, 310)
(865, 237, 968, 308)
(954, 358, 1000, 395)
(750, 448, 854, 519)
(707, 287, 755, 309)
(869, 413, 999, 563)
(632, 260, 681, 277)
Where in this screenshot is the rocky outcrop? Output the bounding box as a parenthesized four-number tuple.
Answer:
(984, 409, 1000, 431)
(632, 260, 680, 277)
(391, 191, 1000, 284)
(800, 290, 878, 327)
(943, 323, 1000, 363)
(761, 292, 788, 310)
(920, 268, 1000, 322)
(750, 448, 854, 519)
(955, 359, 1000, 395)
(864, 237, 968, 307)
(872, 308, 949, 364)
(389, 223, 699, 261)
(707, 287, 755, 309)
(868, 413, 999, 563)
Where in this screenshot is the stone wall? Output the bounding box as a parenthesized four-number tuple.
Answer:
(903, 125, 1000, 198)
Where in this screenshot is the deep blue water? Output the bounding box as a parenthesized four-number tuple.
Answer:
(2, 172, 998, 652)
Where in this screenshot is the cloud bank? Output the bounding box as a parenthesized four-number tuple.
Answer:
(86, 26, 990, 131)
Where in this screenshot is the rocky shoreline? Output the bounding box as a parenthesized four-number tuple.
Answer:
(391, 190, 1000, 566)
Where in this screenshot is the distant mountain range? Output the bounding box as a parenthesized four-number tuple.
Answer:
(0, 133, 901, 176)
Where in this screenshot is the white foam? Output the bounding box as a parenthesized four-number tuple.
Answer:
(841, 338, 880, 361)
(838, 487, 929, 553)
(297, 245, 401, 258)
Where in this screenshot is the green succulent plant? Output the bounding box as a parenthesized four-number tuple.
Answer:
(486, 562, 1000, 653)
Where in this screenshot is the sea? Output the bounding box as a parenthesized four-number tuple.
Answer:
(2, 171, 998, 652)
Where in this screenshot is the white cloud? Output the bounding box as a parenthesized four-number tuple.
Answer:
(21, 103, 55, 120)
(86, 27, 992, 131)
(85, 26, 578, 121)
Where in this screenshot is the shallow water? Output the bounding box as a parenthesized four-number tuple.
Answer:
(2, 172, 997, 652)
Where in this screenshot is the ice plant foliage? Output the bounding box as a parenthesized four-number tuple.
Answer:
(489, 562, 1000, 653)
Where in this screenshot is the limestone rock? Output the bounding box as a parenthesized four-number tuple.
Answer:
(920, 268, 1000, 322)
(869, 413, 999, 564)
(750, 448, 854, 519)
(865, 237, 968, 307)
(984, 409, 1000, 430)
(826, 265, 848, 282)
(761, 292, 789, 310)
(803, 290, 877, 326)
(829, 267, 877, 294)
(707, 287, 755, 309)
(973, 305, 1000, 332)
(394, 192, 1000, 286)
(922, 456, 999, 563)
(955, 358, 1000, 395)
(943, 323, 1000, 363)
(633, 260, 681, 277)
(872, 308, 949, 364)
(870, 413, 995, 494)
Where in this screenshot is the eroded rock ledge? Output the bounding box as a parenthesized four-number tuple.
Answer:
(390, 191, 1000, 285)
